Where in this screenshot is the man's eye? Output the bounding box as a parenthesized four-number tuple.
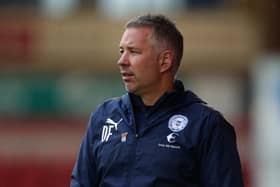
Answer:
(119, 49, 124, 54)
(130, 50, 139, 54)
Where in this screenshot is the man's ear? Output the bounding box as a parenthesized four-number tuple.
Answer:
(159, 50, 173, 73)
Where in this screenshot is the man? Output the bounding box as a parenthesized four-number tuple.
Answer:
(71, 14, 244, 187)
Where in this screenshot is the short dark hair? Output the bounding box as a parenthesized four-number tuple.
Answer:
(125, 14, 184, 71)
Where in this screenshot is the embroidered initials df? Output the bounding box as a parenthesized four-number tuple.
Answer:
(101, 125, 115, 142)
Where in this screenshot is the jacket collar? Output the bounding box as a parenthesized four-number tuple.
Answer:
(118, 80, 206, 125)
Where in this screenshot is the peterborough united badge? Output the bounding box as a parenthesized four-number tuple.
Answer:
(168, 114, 188, 132)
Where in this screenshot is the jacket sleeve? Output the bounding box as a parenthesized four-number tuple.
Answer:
(199, 111, 244, 187)
(70, 112, 99, 187)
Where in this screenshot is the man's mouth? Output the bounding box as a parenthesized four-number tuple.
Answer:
(121, 72, 134, 81)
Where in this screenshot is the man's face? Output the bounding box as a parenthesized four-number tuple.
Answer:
(118, 27, 161, 96)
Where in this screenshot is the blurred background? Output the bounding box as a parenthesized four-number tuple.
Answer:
(0, 0, 279, 186)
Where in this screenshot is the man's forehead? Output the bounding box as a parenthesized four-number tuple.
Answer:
(123, 27, 152, 38)
(120, 27, 154, 45)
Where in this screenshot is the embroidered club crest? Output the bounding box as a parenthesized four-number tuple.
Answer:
(168, 114, 188, 132)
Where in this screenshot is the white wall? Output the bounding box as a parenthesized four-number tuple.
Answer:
(251, 55, 280, 187)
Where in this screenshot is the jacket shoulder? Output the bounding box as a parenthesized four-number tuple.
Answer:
(93, 94, 128, 115)
(185, 94, 233, 130)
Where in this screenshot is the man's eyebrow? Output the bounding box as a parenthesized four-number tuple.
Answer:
(119, 45, 141, 50)
(127, 46, 136, 50)
(127, 46, 141, 50)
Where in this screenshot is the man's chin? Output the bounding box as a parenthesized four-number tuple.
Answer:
(125, 85, 136, 94)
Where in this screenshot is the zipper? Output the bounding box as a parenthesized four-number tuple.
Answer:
(127, 125, 140, 187)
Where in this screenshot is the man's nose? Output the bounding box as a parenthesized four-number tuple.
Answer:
(117, 52, 129, 66)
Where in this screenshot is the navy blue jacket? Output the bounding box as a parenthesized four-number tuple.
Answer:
(71, 80, 244, 187)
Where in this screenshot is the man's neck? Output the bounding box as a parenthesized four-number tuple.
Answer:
(141, 84, 174, 106)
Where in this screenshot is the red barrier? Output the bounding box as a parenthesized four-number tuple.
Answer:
(0, 159, 74, 187)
